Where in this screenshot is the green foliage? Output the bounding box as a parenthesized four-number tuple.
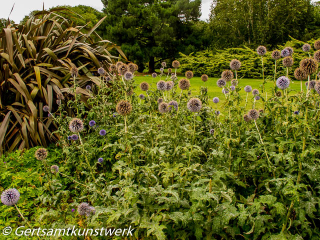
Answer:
(0, 10, 125, 154)
(178, 37, 320, 78)
(101, 0, 202, 72)
(1, 54, 320, 239)
(208, 0, 317, 49)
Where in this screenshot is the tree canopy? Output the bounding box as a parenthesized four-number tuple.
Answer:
(101, 0, 202, 72)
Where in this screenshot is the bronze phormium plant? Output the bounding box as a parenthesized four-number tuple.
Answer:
(0, 9, 126, 154)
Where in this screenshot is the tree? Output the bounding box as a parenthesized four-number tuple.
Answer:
(0, 18, 15, 32)
(101, 0, 201, 72)
(209, 0, 314, 49)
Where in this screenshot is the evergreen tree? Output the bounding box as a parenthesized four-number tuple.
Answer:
(101, 0, 201, 72)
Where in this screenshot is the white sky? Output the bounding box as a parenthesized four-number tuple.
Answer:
(0, 0, 212, 23)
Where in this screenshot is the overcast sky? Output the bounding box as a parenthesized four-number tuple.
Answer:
(0, 0, 212, 23)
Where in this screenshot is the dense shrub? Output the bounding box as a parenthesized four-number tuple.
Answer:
(179, 37, 318, 79)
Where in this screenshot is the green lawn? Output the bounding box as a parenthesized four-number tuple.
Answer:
(133, 74, 303, 111)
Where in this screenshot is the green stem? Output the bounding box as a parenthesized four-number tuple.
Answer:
(78, 133, 96, 182)
(188, 113, 196, 166)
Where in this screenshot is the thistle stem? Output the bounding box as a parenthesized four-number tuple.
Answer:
(188, 113, 196, 166)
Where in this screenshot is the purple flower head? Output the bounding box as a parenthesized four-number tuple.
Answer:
(294, 111, 299, 115)
(71, 134, 78, 141)
(213, 97, 219, 104)
(86, 85, 91, 90)
(99, 129, 106, 136)
(276, 76, 290, 90)
(113, 113, 117, 118)
(255, 96, 261, 100)
(215, 110, 220, 116)
(98, 158, 104, 163)
(281, 49, 290, 57)
(230, 86, 235, 91)
(89, 120, 96, 127)
(67, 136, 71, 140)
(72, 209, 75, 212)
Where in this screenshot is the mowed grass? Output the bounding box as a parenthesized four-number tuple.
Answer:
(132, 74, 303, 111)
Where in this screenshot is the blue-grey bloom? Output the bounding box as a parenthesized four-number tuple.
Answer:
(281, 49, 290, 57)
(89, 120, 96, 127)
(244, 85, 252, 93)
(43, 105, 50, 112)
(215, 110, 220, 116)
(99, 129, 106, 136)
(152, 73, 157, 78)
(1, 188, 20, 206)
(230, 86, 235, 91)
(98, 158, 104, 163)
(294, 111, 299, 115)
(139, 94, 145, 99)
(209, 129, 215, 135)
(67, 136, 71, 140)
(222, 88, 229, 94)
(213, 97, 219, 103)
(276, 76, 290, 90)
(71, 134, 78, 141)
(78, 203, 90, 216)
(86, 85, 91, 90)
(255, 96, 261, 100)
(113, 113, 117, 118)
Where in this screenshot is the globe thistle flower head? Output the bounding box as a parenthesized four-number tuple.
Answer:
(89, 120, 96, 127)
(168, 68, 172, 74)
(315, 83, 320, 94)
(300, 58, 318, 75)
(171, 75, 178, 81)
(86, 85, 91, 90)
(161, 62, 167, 67)
(314, 50, 320, 62)
(256, 46, 267, 56)
(305, 80, 316, 89)
(213, 97, 219, 103)
(286, 47, 294, 56)
(252, 89, 259, 95)
(87, 206, 96, 216)
(244, 85, 252, 93)
(209, 129, 215, 135)
(302, 44, 311, 52)
(168, 100, 178, 111)
(110, 64, 117, 72)
(160, 68, 164, 73)
(133, 64, 139, 71)
(185, 71, 193, 79)
(255, 96, 261, 100)
(281, 48, 290, 57)
(314, 40, 320, 50)
(276, 76, 290, 90)
(217, 79, 226, 88)
(215, 110, 220, 116)
(222, 88, 229, 94)
(116, 61, 124, 69)
(99, 129, 106, 136)
(166, 81, 174, 91)
(71, 134, 78, 140)
(157, 80, 166, 91)
(294, 68, 307, 80)
(172, 60, 180, 68)
(97, 67, 106, 76)
(69, 118, 84, 133)
(1, 188, 20, 206)
(118, 64, 128, 75)
(43, 105, 50, 112)
(294, 111, 300, 115)
(113, 113, 117, 118)
(243, 114, 251, 122)
(67, 136, 71, 140)
(70, 67, 78, 78)
(231, 79, 238, 86)
(158, 102, 169, 114)
(140, 82, 149, 91)
(178, 78, 190, 90)
(187, 98, 202, 112)
(230, 59, 241, 70)
(276, 91, 282, 97)
(50, 165, 59, 174)
(98, 158, 104, 163)
(152, 72, 157, 78)
(139, 94, 145, 99)
(271, 50, 281, 60)
(248, 109, 259, 120)
(230, 85, 235, 91)
(283, 57, 294, 67)
(35, 148, 48, 160)
(201, 74, 208, 82)
(123, 71, 134, 81)
(221, 70, 234, 81)
(116, 100, 132, 116)
(128, 63, 136, 73)
(157, 98, 163, 104)
(78, 203, 90, 216)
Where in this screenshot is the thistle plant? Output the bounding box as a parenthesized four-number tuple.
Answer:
(257, 46, 267, 92)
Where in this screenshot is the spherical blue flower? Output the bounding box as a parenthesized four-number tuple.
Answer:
(255, 96, 261, 100)
(71, 134, 78, 141)
(99, 129, 106, 136)
(215, 110, 220, 116)
(294, 111, 299, 115)
(67, 136, 71, 140)
(281, 49, 290, 57)
(276, 76, 290, 90)
(1, 188, 20, 206)
(213, 97, 219, 103)
(89, 120, 96, 127)
(113, 113, 117, 118)
(244, 85, 252, 93)
(98, 158, 104, 163)
(86, 85, 91, 90)
(222, 88, 229, 94)
(230, 86, 235, 91)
